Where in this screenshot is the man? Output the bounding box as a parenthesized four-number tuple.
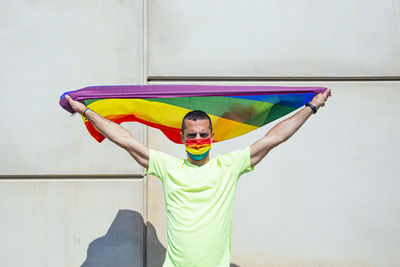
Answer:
(66, 88, 330, 266)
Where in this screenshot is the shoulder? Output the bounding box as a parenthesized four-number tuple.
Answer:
(215, 147, 253, 176)
(147, 149, 184, 180)
(149, 149, 182, 164)
(216, 147, 251, 165)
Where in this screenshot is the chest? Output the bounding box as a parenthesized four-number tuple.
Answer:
(163, 162, 236, 198)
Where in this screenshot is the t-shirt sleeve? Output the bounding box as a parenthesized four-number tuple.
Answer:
(147, 149, 181, 181)
(230, 146, 254, 178)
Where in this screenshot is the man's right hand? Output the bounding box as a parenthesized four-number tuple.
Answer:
(66, 95, 85, 114)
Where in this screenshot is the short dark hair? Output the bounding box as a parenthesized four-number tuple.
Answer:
(182, 110, 213, 133)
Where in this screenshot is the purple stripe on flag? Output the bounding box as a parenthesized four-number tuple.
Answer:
(60, 85, 328, 114)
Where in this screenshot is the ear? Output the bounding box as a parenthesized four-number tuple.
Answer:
(180, 132, 185, 144)
(211, 131, 214, 143)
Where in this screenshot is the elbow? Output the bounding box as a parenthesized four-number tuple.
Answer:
(110, 135, 131, 151)
(269, 135, 286, 148)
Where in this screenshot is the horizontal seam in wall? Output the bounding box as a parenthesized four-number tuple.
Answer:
(147, 76, 400, 82)
(0, 174, 144, 180)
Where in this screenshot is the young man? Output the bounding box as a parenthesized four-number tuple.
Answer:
(66, 88, 330, 266)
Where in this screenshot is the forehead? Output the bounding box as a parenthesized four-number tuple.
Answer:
(183, 119, 211, 133)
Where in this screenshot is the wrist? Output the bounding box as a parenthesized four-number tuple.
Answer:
(305, 102, 317, 114)
(81, 107, 89, 117)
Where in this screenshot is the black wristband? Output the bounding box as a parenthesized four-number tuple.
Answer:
(305, 102, 317, 114)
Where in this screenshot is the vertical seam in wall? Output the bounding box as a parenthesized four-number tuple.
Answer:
(145, 174, 149, 267)
(142, 0, 149, 266)
(142, 0, 148, 86)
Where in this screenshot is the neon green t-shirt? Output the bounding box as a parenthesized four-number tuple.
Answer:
(147, 147, 253, 267)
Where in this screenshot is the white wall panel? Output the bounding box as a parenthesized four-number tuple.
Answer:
(0, 178, 144, 267)
(148, 0, 400, 77)
(0, 0, 145, 175)
(146, 81, 400, 266)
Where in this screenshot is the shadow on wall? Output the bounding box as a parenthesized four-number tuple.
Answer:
(81, 210, 146, 267)
(81, 209, 241, 267)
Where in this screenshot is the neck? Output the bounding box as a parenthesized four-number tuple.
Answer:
(187, 153, 210, 166)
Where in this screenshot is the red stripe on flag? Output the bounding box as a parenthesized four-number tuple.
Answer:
(84, 114, 183, 144)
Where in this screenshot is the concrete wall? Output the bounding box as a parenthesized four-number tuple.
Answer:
(0, 179, 145, 267)
(0, 0, 145, 175)
(146, 0, 400, 266)
(146, 81, 400, 267)
(0, 1, 146, 266)
(1, 0, 399, 267)
(148, 0, 400, 77)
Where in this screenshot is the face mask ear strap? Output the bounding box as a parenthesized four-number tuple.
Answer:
(180, 132, 186, 145)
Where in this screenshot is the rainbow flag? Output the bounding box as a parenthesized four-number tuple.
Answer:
(59, 85, 328, 143)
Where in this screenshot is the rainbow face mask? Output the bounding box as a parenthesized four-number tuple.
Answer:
(185, 138, 212, 161)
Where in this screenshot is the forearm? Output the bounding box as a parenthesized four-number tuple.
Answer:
(84, 108, 135, 149)
(65, 94, 149, 167)
(250, 88, 331, 167)
(250, 106, 313, 167)
(266, 106, 313, 144)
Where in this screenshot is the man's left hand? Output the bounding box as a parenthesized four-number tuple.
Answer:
(310, 88, 331, 110)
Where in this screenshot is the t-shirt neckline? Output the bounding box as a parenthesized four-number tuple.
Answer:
(183, 157, 214, 168)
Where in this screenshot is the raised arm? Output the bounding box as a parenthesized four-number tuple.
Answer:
(66, 95, 149, 168)
(250, 88, 331, 167)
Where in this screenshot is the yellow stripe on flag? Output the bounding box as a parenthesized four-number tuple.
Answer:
(84, 98, 258, 142)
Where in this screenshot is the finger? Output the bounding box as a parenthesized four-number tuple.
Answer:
(66, 95, 72, 103)
(323, 88, 331, 97)
(313, 92, 322, 99)
(324, 88, 332, 97)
